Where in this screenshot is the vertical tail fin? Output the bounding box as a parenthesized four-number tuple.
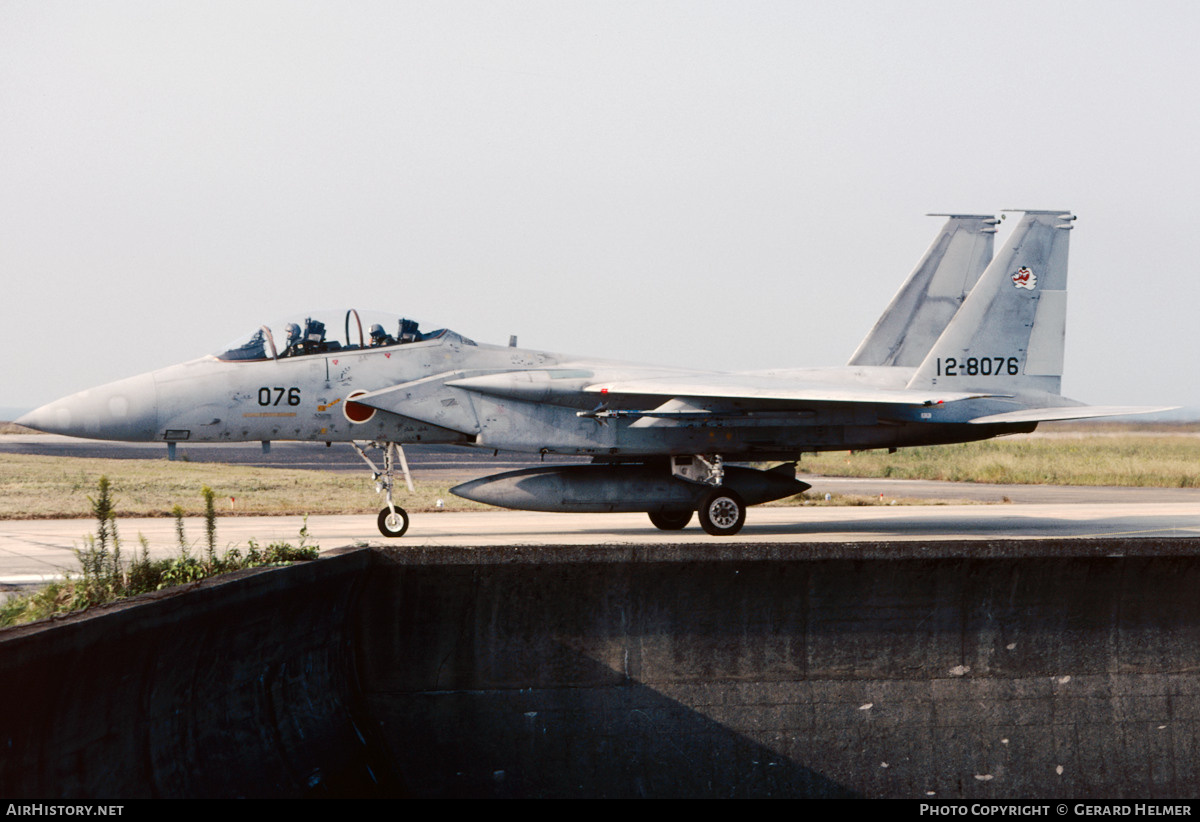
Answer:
(907, 210, 1075, 396)
(849, 213, 998, 367)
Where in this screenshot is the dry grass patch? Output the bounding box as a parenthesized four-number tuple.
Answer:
(0, 423, 37, 435)
(799, 435, 1200, 487)
(0, 454, 492, 519)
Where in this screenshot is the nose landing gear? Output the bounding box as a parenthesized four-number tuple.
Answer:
(351, 441, 414, 538)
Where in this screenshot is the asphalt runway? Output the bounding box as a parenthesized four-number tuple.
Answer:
(3, 434, 1200, 590)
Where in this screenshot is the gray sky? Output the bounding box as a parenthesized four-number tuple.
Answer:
(3, 1, 1197, 413)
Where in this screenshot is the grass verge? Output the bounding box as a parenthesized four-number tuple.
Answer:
(0, 453, 491, 519)
(797, 435, 1200, 488)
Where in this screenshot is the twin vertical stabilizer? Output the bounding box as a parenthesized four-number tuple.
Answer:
(907, 210, 1075, 397)
(849, 214, 998, 367)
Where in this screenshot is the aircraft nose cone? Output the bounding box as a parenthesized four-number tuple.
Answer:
(16, 372, 160, 441)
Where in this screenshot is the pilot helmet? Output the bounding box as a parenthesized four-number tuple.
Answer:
(285, 323, 301, 343)
(370, 323, 386, 340)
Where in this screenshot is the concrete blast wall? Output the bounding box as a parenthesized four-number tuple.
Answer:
(3, 540, 1200, 798)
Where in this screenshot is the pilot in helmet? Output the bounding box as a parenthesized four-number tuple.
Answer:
(370, 323, 396, 346)
(280, 323, 302, 356)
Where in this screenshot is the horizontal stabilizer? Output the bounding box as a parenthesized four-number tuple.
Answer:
(967, 405, 1178, 425)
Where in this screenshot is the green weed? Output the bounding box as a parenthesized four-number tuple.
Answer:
(0, 478, 319, 629)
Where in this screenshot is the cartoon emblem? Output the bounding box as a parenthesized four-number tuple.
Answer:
(1011, 266, 1036, 290)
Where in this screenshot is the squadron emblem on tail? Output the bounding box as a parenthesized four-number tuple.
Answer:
(1011, 266, 1036, 290)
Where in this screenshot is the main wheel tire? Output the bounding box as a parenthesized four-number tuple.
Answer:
(648, 510, 693, 530)
(697, 488, 746, 536)
(377, 506, 409, 538)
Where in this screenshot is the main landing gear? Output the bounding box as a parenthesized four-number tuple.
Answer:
(648, 510, 693, 530)
(352, 441, 413, 538)
(697, 487, 746, 536)
(646, 454, 748, 536)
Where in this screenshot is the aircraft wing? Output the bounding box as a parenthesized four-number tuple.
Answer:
(583, 376, 1172, 425)
(584, 374, 997, 406)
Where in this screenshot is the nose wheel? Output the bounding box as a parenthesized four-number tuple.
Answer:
(377, 506, 410, 538)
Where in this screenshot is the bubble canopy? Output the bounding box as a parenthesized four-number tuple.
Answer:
(214, 309, 468, 362)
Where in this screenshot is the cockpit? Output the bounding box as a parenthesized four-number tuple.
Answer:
(215, 309, 472, 362)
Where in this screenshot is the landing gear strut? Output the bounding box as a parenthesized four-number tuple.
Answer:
(351, 441, 414, 538)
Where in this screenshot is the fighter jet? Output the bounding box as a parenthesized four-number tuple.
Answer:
(17, 210, 1168, 537)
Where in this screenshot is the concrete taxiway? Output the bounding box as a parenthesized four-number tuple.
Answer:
(3, 501, 1199, 583)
